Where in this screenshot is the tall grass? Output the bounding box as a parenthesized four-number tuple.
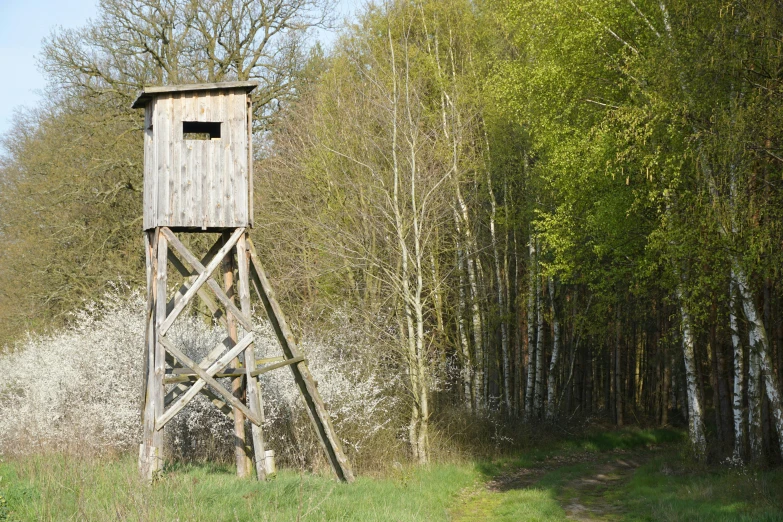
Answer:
(0, 453, 477, 521)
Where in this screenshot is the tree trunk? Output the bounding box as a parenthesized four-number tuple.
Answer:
(525, 235, 537, 418)
(546, 277, 561, 419)
(615, 306, 624, 426)
(534, 267, 545, 417)
(735, 266, 783, 458)
(455, 227, 473, 410)
(678, 293, 707, 461)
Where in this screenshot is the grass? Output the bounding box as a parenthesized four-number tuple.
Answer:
(608, 456, 783, 521)
(453, 428, 783, 522)
(0, 454, 476, 521)
(1, 428, 782, 521)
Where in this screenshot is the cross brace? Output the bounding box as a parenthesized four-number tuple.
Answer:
(139, 227, 354, 484)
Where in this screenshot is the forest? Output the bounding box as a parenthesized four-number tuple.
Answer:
(1, 0, 783, 519)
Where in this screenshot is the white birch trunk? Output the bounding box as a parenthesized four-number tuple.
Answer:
(534, 266, 545, 416)
(454, 218, 473, 410)
(525, 236, 537, 418)
(463, 202, 484, 411)
(388, 29, 422, 462)
(431, 25, 477, 414)
(546, 277, 561, 420)
(407, 55, 429, 463)
(659, 0, 783, 460)
(726, 144, 783, 458)
(487, 169, 511, 412)
(735, 266, 783, 458)
(677, 288, 707, 461)
(747, 340, 763, 462)
(729, 273, 745, 461)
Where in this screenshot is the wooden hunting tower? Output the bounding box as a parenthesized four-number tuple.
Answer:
(133, 82, 353, 483)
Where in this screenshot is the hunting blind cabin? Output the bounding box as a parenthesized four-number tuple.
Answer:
(132, 81, 353, 482)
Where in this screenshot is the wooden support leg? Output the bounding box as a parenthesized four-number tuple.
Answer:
(139, 230, 157, 480)
(223, 235, 248, 478)
(140, 228, 166, 481)
(238, 233, 267, 480)
(246, 238, 355, 483)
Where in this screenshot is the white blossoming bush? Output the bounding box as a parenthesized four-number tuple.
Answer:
(254, 316, 404, 470)
(0, 288, 145, 454)
(0, 289, 403, 471)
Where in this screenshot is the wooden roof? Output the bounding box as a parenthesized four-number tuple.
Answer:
(131, 81, 258, 109)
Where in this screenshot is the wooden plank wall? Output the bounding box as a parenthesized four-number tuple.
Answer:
(143, 90, 249, 229)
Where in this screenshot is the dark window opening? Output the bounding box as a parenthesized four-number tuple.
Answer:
(183, 121, 221, 140)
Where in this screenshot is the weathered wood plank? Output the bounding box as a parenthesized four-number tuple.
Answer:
(164, 335, 232, 405)
(161, 227, 253, 331)
(159, 228, 244, 336)
(247, 97, 253, 228)
(157, 334, 259, 428)
(166, 248, 226, 326)
(143, 104, 156, 230)
(199, 386, 233, 417)
(142, 229, 168, 478)
(246, 238, 354, 483)
(170, 94, 182, 225)
(182, 95, 198, 227)
(217, 91, 229, 227)
(253, 356, 305, 376)
(131, 81, 258, 108)
(139, 229, 159, 481)
(155, 98, 171, 226)
(164, 356, 304, 377)
(221, 233, 249, 477)
(237, 233, 265, 479)
(233, 90, 248, 226)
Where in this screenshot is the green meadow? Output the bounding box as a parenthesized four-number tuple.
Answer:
(2, 429, 780, 521)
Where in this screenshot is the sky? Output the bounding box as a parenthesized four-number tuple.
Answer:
(0, 0, 357, 137)
(0, 0, 99, 135)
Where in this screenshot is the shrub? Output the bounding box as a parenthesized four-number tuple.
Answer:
(0, 288, 403, 472)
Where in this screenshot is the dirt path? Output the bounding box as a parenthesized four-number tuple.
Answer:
(556, 455, 646, 521)
(452, 449, 656, 521)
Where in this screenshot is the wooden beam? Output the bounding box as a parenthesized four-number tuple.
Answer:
(164, 357, 304, 377)
(164, 336, 233, 404)
(158, 336, 261, 426)
(153, 231, 167, 458)
(199, 386, 233, 417)
(222, 235, 249, 479)
(246, 238, 354, 483)
(166, 248, 225, 326)
(139, 229, 160, 481)
(253, 356, 305, 376)
(161, 227, 253, 331)
(131, 81, 258, 108)
(159, 228, 244, 336)
(237, 233, 266, 480)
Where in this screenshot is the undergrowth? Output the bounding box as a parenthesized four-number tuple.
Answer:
(2, 428, 781, 521)
(0, 453, 475, 521)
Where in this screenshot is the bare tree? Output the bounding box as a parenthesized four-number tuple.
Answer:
(41, 0, 335, 119)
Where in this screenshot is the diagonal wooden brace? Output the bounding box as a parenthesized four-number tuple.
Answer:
(159, 227, 244, 336)
(246, 238, 355, 483)
(161, 227, 253, 331)
(166, 245, 226, 326)
(164, 336, 234, 406)
(157, 336, 261, 427)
